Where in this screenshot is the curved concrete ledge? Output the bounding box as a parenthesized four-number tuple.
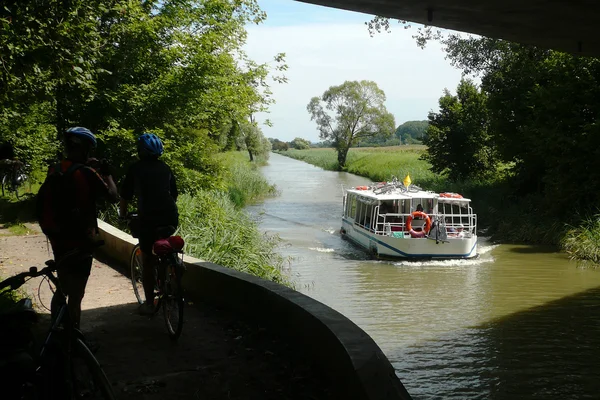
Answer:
(96, 219, 413, 400)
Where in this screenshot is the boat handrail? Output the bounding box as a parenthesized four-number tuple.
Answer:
(372, 212, 477, 236)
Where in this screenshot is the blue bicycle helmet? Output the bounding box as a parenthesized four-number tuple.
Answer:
(65, 127, 97, 148)
(137, 133, 164, 156)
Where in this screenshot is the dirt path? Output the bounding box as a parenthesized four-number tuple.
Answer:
(0, 230, 334, 399)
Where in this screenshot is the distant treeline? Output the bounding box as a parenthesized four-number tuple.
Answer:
(270, 120, 428, 151)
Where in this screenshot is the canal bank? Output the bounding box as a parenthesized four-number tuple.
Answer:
(247, 153, 600, 399)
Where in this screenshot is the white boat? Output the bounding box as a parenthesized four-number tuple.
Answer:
(341, 178, 478, 259)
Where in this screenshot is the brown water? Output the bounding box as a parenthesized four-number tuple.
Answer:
(247, 153, 600, 399)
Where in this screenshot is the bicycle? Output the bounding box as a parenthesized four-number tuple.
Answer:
(126, 214, 185, 340)
(1, 161, 29, 199)
(0, 242, 116, 399)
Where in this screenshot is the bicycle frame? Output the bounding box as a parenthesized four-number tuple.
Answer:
(0, 242, 115, 399)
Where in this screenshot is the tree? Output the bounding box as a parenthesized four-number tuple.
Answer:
(269, 138, 288, 151)
(422, 79, 497, 181)
(290, 137, 311, 150)
(0, 0, 286, 184)
(395, 121, 429, 144)
(236, 121, 270, 162)
(307, 80, 395, 169)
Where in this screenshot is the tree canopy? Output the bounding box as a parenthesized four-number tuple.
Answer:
(0, 0, 285, 193)
(395, 120, 428, 144)
(422, 79, 497, 181)
(307, 80, 395, 168)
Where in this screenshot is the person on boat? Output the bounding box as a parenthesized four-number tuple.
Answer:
(448, 223, 465, 237)
(412, 203, 425, 231)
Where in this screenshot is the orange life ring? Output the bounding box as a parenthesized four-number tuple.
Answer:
(405, 211, 432, 238)
(440, 192, 463, 199)
(355, 186, 368, 190)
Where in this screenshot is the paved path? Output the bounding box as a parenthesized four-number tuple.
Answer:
(0, 229, 333, 399)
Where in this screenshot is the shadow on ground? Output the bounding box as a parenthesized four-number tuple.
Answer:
(35, 300, 334, 400)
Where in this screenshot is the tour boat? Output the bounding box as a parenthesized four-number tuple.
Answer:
(340, 177, 477, 259)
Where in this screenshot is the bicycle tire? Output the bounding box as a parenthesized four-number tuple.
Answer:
(71, 337, 116, 400)
(163, 264, 184, 340)
(129, 245, 144, 305)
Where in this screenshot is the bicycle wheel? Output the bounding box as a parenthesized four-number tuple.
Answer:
(163, 263, 184, 340)
(129, 245, 144, 305)
(70, 337, 116, 399)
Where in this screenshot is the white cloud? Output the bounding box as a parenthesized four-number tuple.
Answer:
(244, 22, 463, 142)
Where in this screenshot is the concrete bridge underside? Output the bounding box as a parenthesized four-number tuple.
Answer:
(297, 0, 600, 56)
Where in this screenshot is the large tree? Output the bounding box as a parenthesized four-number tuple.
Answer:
(0, 0, 286, 188)
(307, 80, 395, 169)
(422, 79, 497, 181)
(395, 120, 429, 144)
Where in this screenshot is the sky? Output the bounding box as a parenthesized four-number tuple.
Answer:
(244, 0, 464, 143)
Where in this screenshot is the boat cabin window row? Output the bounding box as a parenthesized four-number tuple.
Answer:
(343, 194, 476, 236)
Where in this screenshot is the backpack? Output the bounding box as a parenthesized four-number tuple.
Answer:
(36, 163, 89, 239)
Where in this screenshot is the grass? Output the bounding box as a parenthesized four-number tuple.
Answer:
(280, 146, 442, 186)
(561, 215, 600, 263)
(100, 151, 292, 287)
(216, 152, 278, 208)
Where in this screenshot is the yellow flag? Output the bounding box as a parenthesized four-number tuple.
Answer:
(403, 174, 411, 187)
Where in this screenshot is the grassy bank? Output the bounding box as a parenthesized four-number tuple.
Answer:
(276, 147, 585, 257)
(2, 152, 292, 286)
(101, 151, 292, 286)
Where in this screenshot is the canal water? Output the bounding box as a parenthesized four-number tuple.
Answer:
(246, 153, 600, 400)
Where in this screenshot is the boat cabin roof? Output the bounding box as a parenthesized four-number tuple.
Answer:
(346, 186, 471, 202)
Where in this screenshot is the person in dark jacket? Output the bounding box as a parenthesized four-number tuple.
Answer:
(119, 133, 178, 315)
(41, 127, 119, 329)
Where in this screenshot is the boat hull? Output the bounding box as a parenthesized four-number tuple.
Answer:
(341, 218, 478, 259)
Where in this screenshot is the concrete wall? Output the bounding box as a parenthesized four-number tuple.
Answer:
(96, 220, 413, 400)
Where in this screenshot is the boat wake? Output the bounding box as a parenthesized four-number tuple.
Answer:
(308, 247, 336, 253)
(391, 243, 498, 268)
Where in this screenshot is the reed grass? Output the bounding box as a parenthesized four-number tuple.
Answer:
(562, 215, 600, 263)
(216, 152, 278, 208)
(99, 151, 292, 286)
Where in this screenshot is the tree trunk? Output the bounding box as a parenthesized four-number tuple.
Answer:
(247, 149, 254, 162)
(337, 146, 349, 170)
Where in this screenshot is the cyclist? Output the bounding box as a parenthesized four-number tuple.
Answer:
(119, 133, 178, 315)
(0, 141, 24, 187)
(38, 127, 119, 329)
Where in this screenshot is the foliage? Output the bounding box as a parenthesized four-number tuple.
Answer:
(177, 192, 290, 285)
(1, 0, 295, 281)
(290, 137, 311, 150)
(0, 0, 286, 174)
(269, 138, 289, 151)
(422, 79, 498, 181)
(215, 152, 278, 208)
(100, 150, 287, 284)
(562, 216, 600, 263)
(235, 121, 271, 162)
(395, 120, 428, 144)
(307, 80, 395, 169)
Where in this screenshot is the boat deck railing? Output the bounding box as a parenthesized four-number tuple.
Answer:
(357, 212, 477, 238)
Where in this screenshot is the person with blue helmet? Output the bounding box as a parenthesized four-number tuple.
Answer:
(37, 126, 119, 329)
(119, 132, 179, 315)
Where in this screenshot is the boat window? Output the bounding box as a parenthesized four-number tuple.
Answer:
(349, 195, 357, 218)
(412, 199, 432, 213)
